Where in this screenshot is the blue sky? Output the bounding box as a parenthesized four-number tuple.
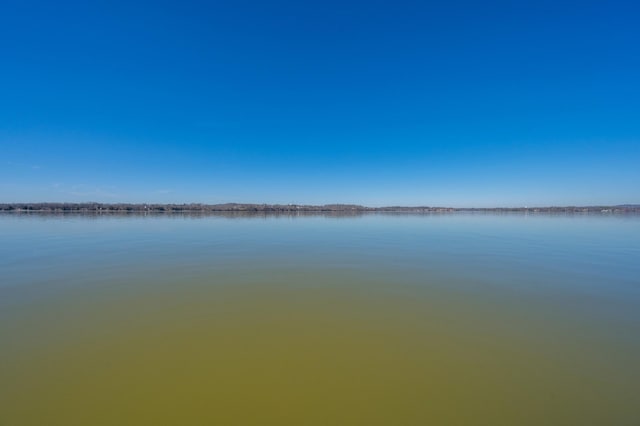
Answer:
(1, 0, 639, 206)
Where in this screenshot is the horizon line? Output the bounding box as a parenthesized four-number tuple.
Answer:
(1, 202, 639, 211)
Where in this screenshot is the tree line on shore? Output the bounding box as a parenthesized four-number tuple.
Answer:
(1, 203, 638, 213)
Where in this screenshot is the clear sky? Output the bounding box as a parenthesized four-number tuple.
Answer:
(1, 0, 639, 207)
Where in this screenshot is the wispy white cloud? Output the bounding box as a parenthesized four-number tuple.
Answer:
(51, 183, 119, 199)
(6, 161, 42, 170)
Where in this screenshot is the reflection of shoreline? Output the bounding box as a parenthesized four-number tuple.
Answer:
(1, 202, 639, 218)
(0, 210, 370, 219)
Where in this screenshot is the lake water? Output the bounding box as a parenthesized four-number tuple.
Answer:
(1, 213, 639, 425)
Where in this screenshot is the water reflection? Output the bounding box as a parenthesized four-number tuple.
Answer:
(1, 213, 639, 425)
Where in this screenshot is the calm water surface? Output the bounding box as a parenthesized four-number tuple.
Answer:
(1, 213, 639, 425)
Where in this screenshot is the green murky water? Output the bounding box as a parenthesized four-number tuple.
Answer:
(1, 213, 639, 425)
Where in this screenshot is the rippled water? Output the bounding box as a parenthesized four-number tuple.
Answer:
(1, 213, 639, 425)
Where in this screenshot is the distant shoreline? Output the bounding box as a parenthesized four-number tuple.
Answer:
(1, 203, 639, 214)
